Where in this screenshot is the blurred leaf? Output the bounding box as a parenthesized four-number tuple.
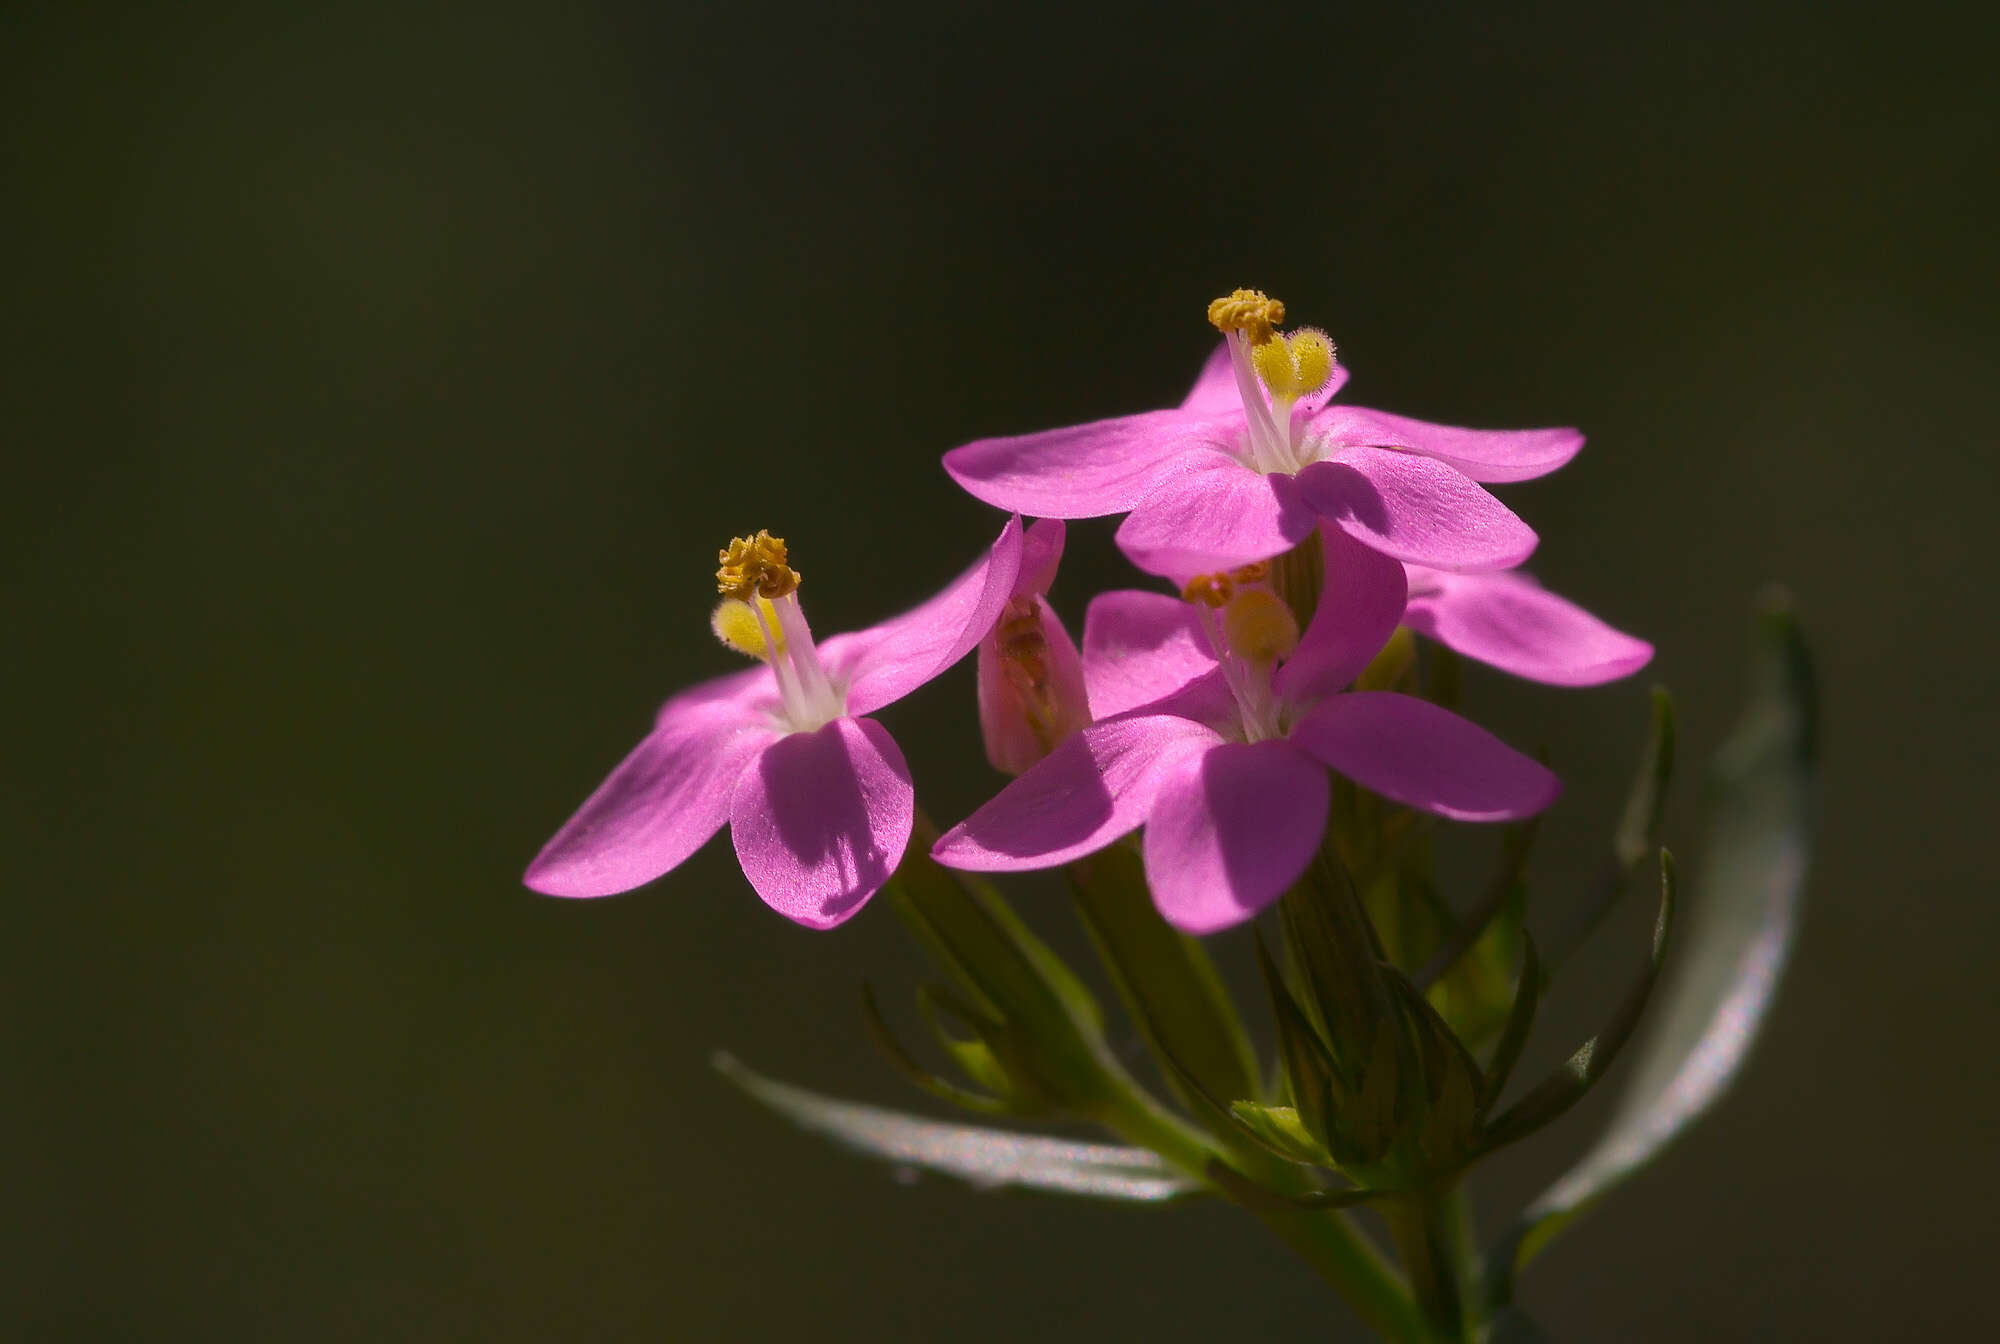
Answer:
(1484, 594, 1815, 1301)
(1204, 1159, 1394, 1213)
(1476, 936, 1541, 1117)
(714, 1053, 1199, 1202)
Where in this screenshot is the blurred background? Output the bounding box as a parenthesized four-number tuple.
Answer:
(7, 1, 1995, 1338)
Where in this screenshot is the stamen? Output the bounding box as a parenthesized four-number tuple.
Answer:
(717, 530, 800, 600)
(712, 597, 787, 660)
(1207, 289, 1286, 345)
(1251, 329, 1337, 400)
(1181, 572, 1236, 608)
(1223, 588, 1300, 664)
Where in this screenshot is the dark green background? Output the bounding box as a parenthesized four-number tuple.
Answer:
(9, 2, 1995, 1338)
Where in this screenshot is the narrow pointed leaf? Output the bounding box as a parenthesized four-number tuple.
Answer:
(1476, 936, 1542, 1117)
(1478, 851, 1677, 1155)
(715, 1053, 1199, 1201)
(1227, 1102, 1339, 1168)
(860, 982, 1013, 1115)
(1545, 688, 1678, 970)
(1485, 595, 1814, 1300)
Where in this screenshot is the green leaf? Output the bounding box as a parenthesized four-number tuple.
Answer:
(1484, 594, 1815, 1301)
(714, 1052, 1199, 1202)
(1476, 936, 1541, 1117)
(1544, 687, 1678, 970)
(1477, 851, 1677, 1155)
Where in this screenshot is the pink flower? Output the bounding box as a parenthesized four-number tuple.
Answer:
(944, 290, 1579, 578)
(931, 528, 1559, 934)
(976, 519, 1090, 775)
(525, 517, 1024, 929)
(1403, 565, 1652, 687)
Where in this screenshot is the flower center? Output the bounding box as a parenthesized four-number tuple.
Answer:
(1206, 289, 1339, 477)
(713, 531, 846, 732)
(1182, 562, 1298, 743)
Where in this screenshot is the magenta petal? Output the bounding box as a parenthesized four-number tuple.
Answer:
(1314, 405, 1582, 484)
(943, 409, 1219, 517)
(1016, 517, 1066, 598)
(1082, 589, 1218, 720)
(524, 670, 777, 898)
(1272, 526, 1408, 707)
(1115, 450, 1317, 576)
(824, 515, 1023, 717)
(1142, 741, 1330, 934)
(931, 715, 1220, 871)
(729, 717, 914, 929)
(1404, 569, 1654, 686)
(1295, 447, 1538, 573)
(1179, 342, 1244, 415)
(1291, 692, 1560, 822)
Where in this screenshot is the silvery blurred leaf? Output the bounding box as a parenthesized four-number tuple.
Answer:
(714, 1052, 1199, 1201)
(1486, 592, 1815, 1300)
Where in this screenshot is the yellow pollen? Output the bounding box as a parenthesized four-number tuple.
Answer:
(1224, 588, 1300, 663)
(716, 530, 799, 599)
(1230, 560, 1272, 585)
(1252, 328, 1337, 399)
(1181, 572, 1235, 608)
(1207, 288, 1286, 345)
(711, 597, 786, 660)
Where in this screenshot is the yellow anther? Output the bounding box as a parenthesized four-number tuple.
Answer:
(1253, 328, 1338, 398)
(1224, 588, 1300, 663)
(716, 530, 799, 599)
(1207, 288, 1286, 345)
(1181, 572, 1235, 608)
(711, 597, 786, 660)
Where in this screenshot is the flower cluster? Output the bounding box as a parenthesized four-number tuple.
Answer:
(526, 288, 1649, 933)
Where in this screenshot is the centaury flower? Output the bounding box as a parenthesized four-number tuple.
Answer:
(977, 518, 1090, 775)
(931, 528, 1559, 933)
(525, 518, 1024, 928)
(944, 289, 1580, 577)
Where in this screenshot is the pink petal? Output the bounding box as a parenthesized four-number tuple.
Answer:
(1115, 450, 1317, 576)
(729, 717, 914, 929)
(1082, 589, 1218, 720)
(943, 409, 1223, 517)
(823, 515, 1024, 717)
(1271, 525, 1408, 708)
(976, 597, 1089, 775)
(1294, 447, 1538, 573)
(931, 714, 1220, 871)
(1181, 341, 1351, 417)
(1404, 569, 1654, 686)
(1290, 692, 1560, 822)
(1142, 741, 1331, 934)
(524, 669, 777, 898)
(1016, 517, 1066, 599)
(1313, 405, 1582, 484)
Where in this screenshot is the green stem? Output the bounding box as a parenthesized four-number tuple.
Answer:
(1385, 1192, 1469, 1342)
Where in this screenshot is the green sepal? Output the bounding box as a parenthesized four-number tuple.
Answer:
(1254, 932, 1345, 1150)
(914, 982, 1031, 1106)
(1204, 1158, 1397, 1213)
(1227, 1101, 1339, 1168)
(1068, 841, 1262, 1117)
(715, 1052, 1200, 1202)
(1476, 851, 1678, 1157)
